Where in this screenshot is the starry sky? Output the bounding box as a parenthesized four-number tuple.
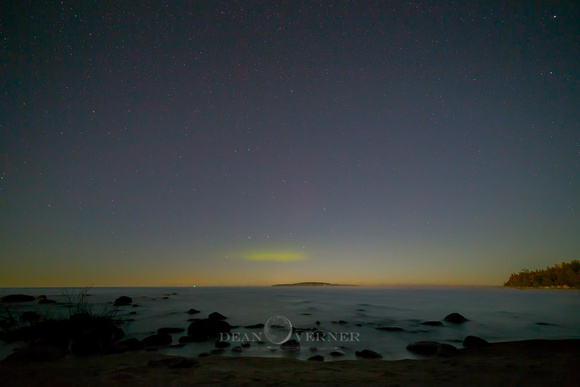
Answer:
(1, 1, 578, 287)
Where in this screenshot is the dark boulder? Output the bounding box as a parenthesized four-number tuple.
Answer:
(420, 320, 443, 326)
(208, 312, 227, 320)
(179, 334, 207, 343)
(330, 351, 345, 357)
(355, 349, 382, 359)
(231, 346, 243, 353)
(142, 334, 172, 347)
(187, 308, 201, 314)
(245, 323, 265, 329)
(38, 298, 57, 304)
(113, 296, 132, 306)
(437, 343, 459, 357)
(406, 341, 458, 357)
(444, 313, 469, 324)
(187, 319, 231, 338)
(157, 327, 185, 335)
(463, 335, 489, 348)
(406, 341, 440, 356)
(280, 339, 301, 352)
(0, 294, 35, 303)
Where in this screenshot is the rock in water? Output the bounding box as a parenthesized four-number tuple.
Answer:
(463, 335, 489, 348)
(444, 313, 469, 324)
(406, 341, 441, 356)
(187, 319, 231, 338)
(406, 341, 458, 357)
(245, 323, 265, 329)
(142, 334, 172, 347)
(187, 308, 201, 314)
(208, 312, 227, 320)
(420, 320, 443, 326)
(113, 296, 132, 306)
(355, 349, 383, 359)
(0, 294, 35, 303)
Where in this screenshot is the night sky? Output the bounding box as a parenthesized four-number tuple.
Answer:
(1, 1, 578, 287)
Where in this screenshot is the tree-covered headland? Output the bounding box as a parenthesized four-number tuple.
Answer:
(504, 260, 580, 289)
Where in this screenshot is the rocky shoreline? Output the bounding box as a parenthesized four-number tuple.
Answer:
(1, 292, 579, 385)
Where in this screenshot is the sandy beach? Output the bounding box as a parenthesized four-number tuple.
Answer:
(1, 339, 578, 386)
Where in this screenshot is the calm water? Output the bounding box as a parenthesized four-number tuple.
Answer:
(1, 286, 579, 361)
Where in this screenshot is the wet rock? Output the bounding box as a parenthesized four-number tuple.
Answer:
(355, 349, 382, 359)
(444, 313, 469, 324)
(142, 334, 172, 347)
(187, 319, 231, 338)
(38, 298, 57, 304)
(245, 323, 264, 329)
(407, 341, 457, 357)
(241, 342, 251, 348)
(406, 341, 440, 356)
(330, 351, 345, 357)
(231, 346, 243, 353)
(420, 321, 443, 326)
(208, 312, 227, 320)
(113, 296, 132, 306)
(148, 357, 199, 369)
(187, 308, 201, 314)
(315, 320, 321, 325)
(0, 294, 35, 303)
(437, 343, 459, 357)
(157, 327, 185, 335)
(463, 335, 489, 348)
(280, 339, 301, 352)
(308, 355, 325, 361)
(179, 335, 207, 343)
(376, 326, 405, 332)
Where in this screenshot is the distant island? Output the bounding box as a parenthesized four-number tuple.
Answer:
(504, 260, 580, 289)
(272, 282, 358, 287)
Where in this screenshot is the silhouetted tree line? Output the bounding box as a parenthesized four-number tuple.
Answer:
(504, 260, 580, 288)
